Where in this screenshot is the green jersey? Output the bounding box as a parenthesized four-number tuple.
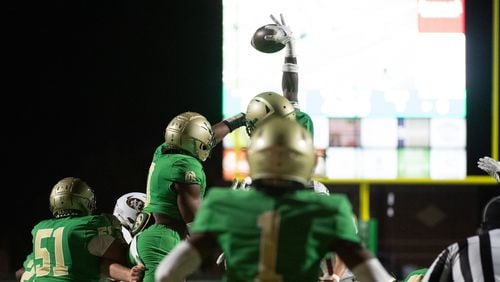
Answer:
(151, 143, 167, 162)
(144, 144, 207, 221)
(402, 268, 427, 282)
(295, 110, 314, 137)
(191, 188, 360, 282)
(136, 145, 207, 282)
(23, 214, 121, 281)
(19, 253, 35, 282)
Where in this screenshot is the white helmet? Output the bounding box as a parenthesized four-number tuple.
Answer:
(310, 180, 330, 195)
(113, 192, 147, 231)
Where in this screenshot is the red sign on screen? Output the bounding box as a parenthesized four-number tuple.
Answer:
(418, 0, 465, 33)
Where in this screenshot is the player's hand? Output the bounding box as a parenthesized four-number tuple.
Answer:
(230, 178, 239, 190)
(239, 176, 252, 190)
(265, 14, 294, 45)
(129, 264, 144, 282)
(478, 156, 500, 182)
(230, 177, 252, 190)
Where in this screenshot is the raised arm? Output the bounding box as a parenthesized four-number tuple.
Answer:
(212, 112, 246, 144)
(265, 14, 299, 106)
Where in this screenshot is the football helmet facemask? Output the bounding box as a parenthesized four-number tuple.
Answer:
(248, 117, 316, 186)
(245, 92, 296, 136)
(164, 112, 216, 161)
(49, 177, 96, 218)
(113, 192, 147, 231)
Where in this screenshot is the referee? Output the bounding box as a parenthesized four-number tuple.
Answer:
(423, 195, 500, 281)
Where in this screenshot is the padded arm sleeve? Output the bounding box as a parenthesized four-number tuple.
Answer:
(351, 258, 394, 282)
(155, 241, 202, 282)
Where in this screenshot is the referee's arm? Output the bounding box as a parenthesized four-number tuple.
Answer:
(423, 244, 456, 281)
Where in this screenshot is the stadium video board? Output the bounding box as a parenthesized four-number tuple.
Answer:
(222, 0, 467, 180)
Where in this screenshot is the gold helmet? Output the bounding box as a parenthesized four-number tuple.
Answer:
(245, 91, 296, 136)
(248, 117, 316, 186)
(49, 177, 96, 218)
(164, 112, 216, 161)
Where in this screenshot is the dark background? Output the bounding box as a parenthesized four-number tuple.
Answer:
(2, 0, 499, 280)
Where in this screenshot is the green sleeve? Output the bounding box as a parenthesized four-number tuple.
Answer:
(191, 188, 228, 233)
(19, 253, 35, 282)
(90, 214, 126, 241)
(295, 110, 314, 137)
(22, 252, 34, 268)
(152, 144, 166, 162)
(329, 196, 361, 243)
(170, 158, 204, 185)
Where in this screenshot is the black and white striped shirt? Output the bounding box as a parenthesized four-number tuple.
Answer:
(423, 228, 500, 281)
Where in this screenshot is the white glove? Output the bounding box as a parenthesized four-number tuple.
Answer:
(230, 178, 239, 190)
(477, 156, 500, 183)
(230, 177, 252, 190)
(265, 14, 296, 57)
(240, 176, 252, 190)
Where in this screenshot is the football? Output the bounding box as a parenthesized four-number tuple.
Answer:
(250, 24, 286, 53)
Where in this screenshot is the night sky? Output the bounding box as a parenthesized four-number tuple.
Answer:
(2, 0, 498, 279)
(4, 1, 224, 276)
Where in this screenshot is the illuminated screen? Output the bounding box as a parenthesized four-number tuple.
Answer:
(222, 0, 466, 180)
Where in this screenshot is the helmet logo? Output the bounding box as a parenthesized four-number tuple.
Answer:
(185, 171, 197, 182)
(126, 196, 145, 212)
